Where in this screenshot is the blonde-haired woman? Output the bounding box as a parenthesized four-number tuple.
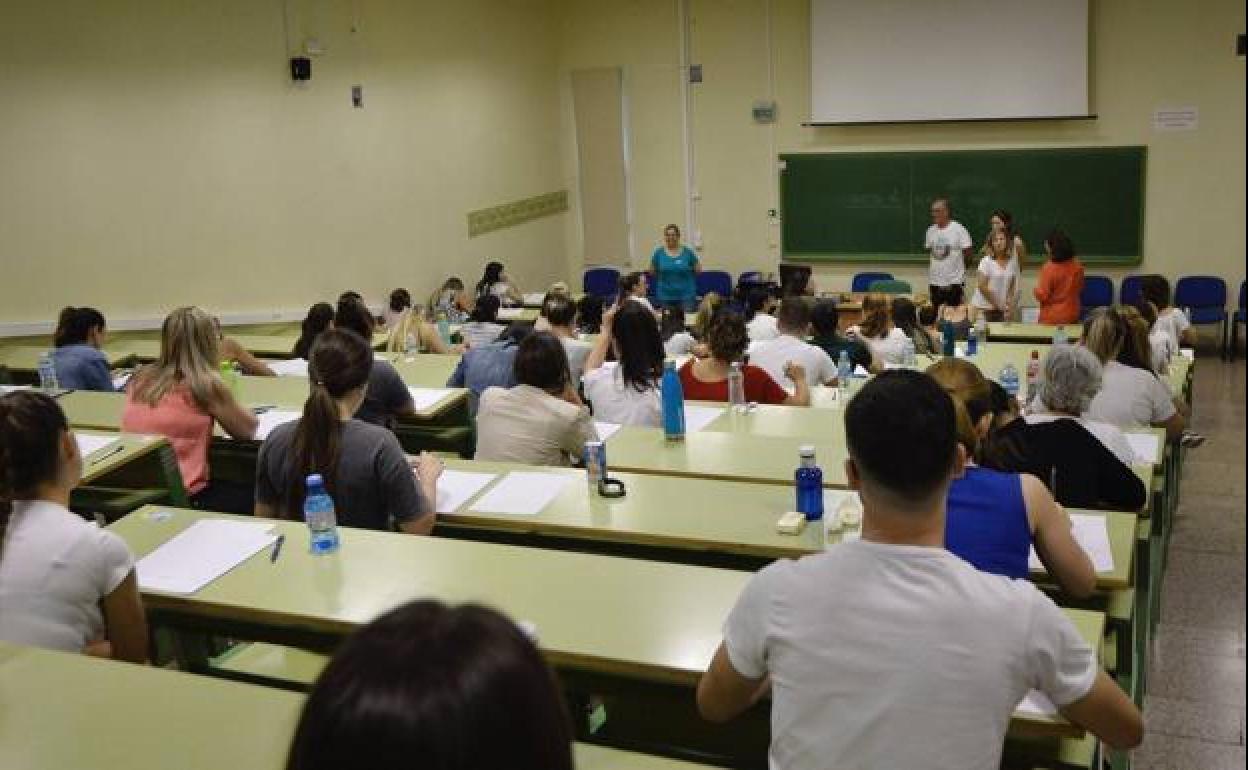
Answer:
(384, 311, 454, 355)
(121, 307, 258, 512)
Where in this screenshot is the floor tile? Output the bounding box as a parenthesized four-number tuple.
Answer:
(1148, 652, 1246, 706)
(1143, 695, 1243, 744)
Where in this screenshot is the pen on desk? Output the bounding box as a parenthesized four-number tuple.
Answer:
(88, 444, 127, 466)
(270, 534, 286, 563)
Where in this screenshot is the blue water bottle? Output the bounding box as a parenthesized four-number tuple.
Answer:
(303, 474, 341, 554)
(966, 325, 978, 356)
(941, 320, 955, 356)
(795, 446, 824, 521)
(660, 359, 686, 441)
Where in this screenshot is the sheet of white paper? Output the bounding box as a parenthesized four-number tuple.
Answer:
(523, 292, 546, 306)
(136, 519, 277, 595)
(1125, 432, 1160, 465)
(468, 471, 573, 516)
(853, 365, 869, 377)
(1029, 513, 1114, 573)
(683, 405, 725, 433)
(76, 434, 119, 459)
(408, 387, 454, 412)
(374, 353, 391, 362)
(594, 421, 623, 442)
(0, 385, 31, 393)
(822, 490, 863, 550)
(435, 470, 499, 513)
(254, 409, 301, 440)
(1179, 348, 1194, 360)
(1016, 690, 1058, 717)
(1021, 307, 1040, 324)
(111, 373, 133, 390)
(497, 307, 525, 321)
(267, 358, 309, 377)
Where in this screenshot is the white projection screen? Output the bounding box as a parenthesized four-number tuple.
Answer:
(810, 0, 1090, 124)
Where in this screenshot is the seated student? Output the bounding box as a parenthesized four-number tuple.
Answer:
(292, 302, 335, 360)
(987, 379, 1020, 431)
(1081, 307, 1185, 441)
(749, 298, 838, 390)
(460, 295, 507, 350)
(474, 261, 523, 307)
(447, 324, 530, 416)
(661, 305, 697, 357)
(474, 332, 598, 466)
(1120, 305, 1201, 446)
(619, 271, 658, 316)
(385, 307, 453, 355)
(926, 359, 1096, 598)
(542, 295, 592, 386)
(810, 300, 874, 373)
(576, 294, 605, 336)
(0, 391, 148, 662)
(583, 302, 663, 426)
(743, 288, 780, 342)
(338, 290, 364, 305)
(892, 296, 937, 356)
(255, 330, 439, 535)
(213, 317, 276, 378)
(679, 313, 809, 406)
(426, 277, 471, 324)
(51, 306, 114, 391)
(996, 346, 1146, 511)
(333, 298, 415, 428)
(1139, 274, 1195, 349)
(1134, 299, 1174, 375)
(122, 307, 258, 513)
(695, 370, 1143, 768)
(936, 284, 973, 341)
(846, 293, 910, 365)
(1034, 229, 1084, 325)
(918, 299, 941, 345)
(381, 288, 412, 330)
(286, 599, 574, 770)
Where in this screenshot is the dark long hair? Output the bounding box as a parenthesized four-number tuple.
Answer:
(576, 295, 604, 335)
(659, 305, 686, 342)
(54, 306, 106, 347)
(476, 261, 505, 298)
(334, 297, 376, 340)
(283, 329, 373, 517)
(285, 600, 574, 770)
(613, 302, 665, 392)
(0, 391, 71, 561)
(388, 289, 412, 314)
(293, 302, 335, 359)
(892, 297, 933, 352)
(470, 294, 501, 324)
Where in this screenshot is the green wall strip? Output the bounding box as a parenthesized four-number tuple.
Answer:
(468, 190, 569, 237)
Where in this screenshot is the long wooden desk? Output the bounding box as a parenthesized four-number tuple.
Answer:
(0, 643, 707, 770)
(77, 430, 170, 486)
(986, 323, 1083, 344)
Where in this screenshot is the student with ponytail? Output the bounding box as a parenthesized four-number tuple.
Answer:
(254, 329, 440, 534)
(52, 306, 115, 391)
(0, 391, 148, 661)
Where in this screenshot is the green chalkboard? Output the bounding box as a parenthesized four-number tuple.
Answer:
(779, 147, 1146, 265)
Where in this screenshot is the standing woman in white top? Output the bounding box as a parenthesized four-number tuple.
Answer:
(1081, 308, 1186, 441)
(971, 229, 1020, 322)
(0, 391, 147, 661)
(474, 261, 523, 307)
(980, 210, 1027, 319)
(583, 302, 665, 426)
(847, 294, 910, 365)
(619, 271, 658, 317)
(924, 198, 974, 312)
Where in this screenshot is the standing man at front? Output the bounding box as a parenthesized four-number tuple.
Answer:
(925, 198, 973, 311)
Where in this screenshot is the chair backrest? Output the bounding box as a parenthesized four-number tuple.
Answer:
(696, 270, 733, 299)
(582, 267, 621, 300)
(1080, 275, 1114, 312)
(737, 270, 764, 285)
(1119, 274, 1152, 306)
(868, 279, 911, 295)
(852, 272, 894, 293)
(1174, 275, 1228, 309)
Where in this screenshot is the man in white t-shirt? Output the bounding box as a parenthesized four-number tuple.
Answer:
(696, 370, 1142, 770)
(925, 198, 973, 311)
(747, 298, 838, 391)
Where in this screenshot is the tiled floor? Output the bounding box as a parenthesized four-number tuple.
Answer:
(1133, 352, 1246, 770)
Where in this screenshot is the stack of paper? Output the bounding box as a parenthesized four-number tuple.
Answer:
(435, 470, 498, 513)
(1125, 432, 1159, 465)
(593, 422, 623, 442)
(497, 307, 525, 321)
(267, 358, 310, 378)
(1028, 513, 1113, 573)
(522, 292, 546, 306)
(408, 387, 454, 412)
(254, 410, 301, 440)
(136, 519, 278, 595)
(683, 405, 725, 433)
(75, 434, 119, 460)
(468, 471, 573, 516)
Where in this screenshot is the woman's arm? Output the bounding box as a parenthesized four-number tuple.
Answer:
(585, 304, 618, 372)
(781, 362, 810, 407)
(221, 337, 276, 377)
(977, 270, 1000, 310)
(1024, 474, 1096, 599)
(208, 381, 259, 439)
(1033, 266, 1053, 303)
(100, 570, 148, 663)
(419, 320, 449, 354)
(399, 452, 442, 535)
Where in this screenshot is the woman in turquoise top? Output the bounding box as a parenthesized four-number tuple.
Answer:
(649, 224, 701, 310)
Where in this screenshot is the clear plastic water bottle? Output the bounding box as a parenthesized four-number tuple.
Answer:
(436, 311, 451, 345)
(1053, 325, 1068, 346)
(902, 337, 916, 368)
(795, 446, 824, 522)
(966, 325, 978, 356)
(660, 359, 686, 441)
(1025, 350, 1041, 403)
(999, 362, 1020, 398)
(37, 352, 59, 391)
(727, 361, 746, 411)
(303, 474, 341, 555)
(975, 316, 989, 350)
(941, 320, 956, 356)
(404, 332, 418, 357)
(836, 350, 852, 396)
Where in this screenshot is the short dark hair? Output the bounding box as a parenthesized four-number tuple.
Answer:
(294, 302, 335, 359)
(471, 294, 501, 323)
(576, 295, 604, 334)
(744, 288, 770, 321)
(810, 300, 840, 337)
(338, 290, 363, 305)
(54, 306, 107, 347)
(334, 297, 376, 340)
(707, 312, 750, 362)
(286, 600, 574, 770)
(1138, 274, 1171, 309)
(619, 271, 646, 296)
(845, 370, 957, 506)
(513, 331, 571, 393)
(1046, 229, 1076, 263)
(775, 298, 811, 334)
(388, 288, 411, 314)
(543, 295, 577, 328)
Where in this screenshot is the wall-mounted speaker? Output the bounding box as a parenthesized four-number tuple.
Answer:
(290, 57, 311, 81)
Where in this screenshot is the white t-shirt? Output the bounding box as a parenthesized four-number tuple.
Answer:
(583, 365, 662, 427)
(746, 313, 780, 342)
(1025, 413, 1137, 467)
(723, 540, 1097, 770)
(848, 325, 910, 366)
(560, 336, 593, 386)
(925, 221, 972, 287)
(1086, 360, 1177, 429)
(0, 500, 134, 653)
(971, 255, 1018, 311)
(1149, 328, 1175, 374)
(747, 334, 837, 390)
(664, 331, 697, 357)
(1154, 308, 1190, 349)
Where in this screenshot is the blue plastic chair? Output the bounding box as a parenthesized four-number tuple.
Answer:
(1231, 281, 1246, 360)
(852, 272, 894, 293)
(1080, 275, 1114, 318)
(1119, 275, 1149, 306)
(1175, 275, 1228, 357)
(696, 270, 733, 300)
(583, 267, 621, 302)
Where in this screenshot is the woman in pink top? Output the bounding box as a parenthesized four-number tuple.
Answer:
(122, 307, 257, 513)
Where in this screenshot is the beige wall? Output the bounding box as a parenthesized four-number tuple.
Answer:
(0, 0, 566, 327)
(560, 0, 1247, 301)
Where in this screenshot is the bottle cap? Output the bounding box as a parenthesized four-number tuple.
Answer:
(306, 473, 324, 485)
(799, 444, 815, 458)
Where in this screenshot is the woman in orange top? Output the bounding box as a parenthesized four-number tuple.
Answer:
(1033, 228, 1084, 325)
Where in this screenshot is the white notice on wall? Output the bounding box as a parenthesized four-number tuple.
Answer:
(1153, 107, 1198, 132)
